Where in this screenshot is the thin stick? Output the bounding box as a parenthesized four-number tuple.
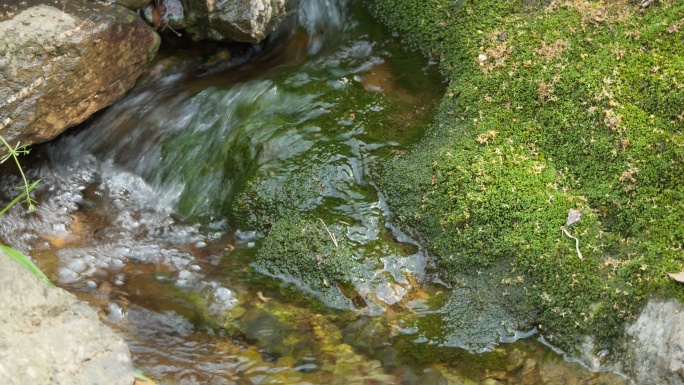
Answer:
(162, 20, 182, 37)
(562, 226, 583, 260)
(318, 218, 338, 248)
(0, 137, 38, 212)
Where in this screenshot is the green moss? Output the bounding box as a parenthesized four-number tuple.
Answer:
(146, 33, 161, 62)
(369, 0, 684, 352)
(253, 215, 365, 309)
(394, 339, 508, 377)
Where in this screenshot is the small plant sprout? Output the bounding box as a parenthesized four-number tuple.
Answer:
(0, 136, 40, 215)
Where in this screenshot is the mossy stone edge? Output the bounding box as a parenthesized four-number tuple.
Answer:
(367, 0, 684, 356)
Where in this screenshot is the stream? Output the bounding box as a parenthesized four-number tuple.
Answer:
(0, 0, 629, 384)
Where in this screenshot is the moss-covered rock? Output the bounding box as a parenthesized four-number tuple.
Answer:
(253, 215, 362, 309)
(368, 0, 684, 355)
(253, 214, 422, 312)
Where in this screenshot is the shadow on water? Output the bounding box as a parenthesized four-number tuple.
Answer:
(0, 0, 629, 384)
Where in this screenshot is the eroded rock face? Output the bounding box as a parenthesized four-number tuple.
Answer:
(183, 0, 288, 43)
(0, 0, 160, 156)
(622, 299, 684, 385)
(0, 250, 133, 385)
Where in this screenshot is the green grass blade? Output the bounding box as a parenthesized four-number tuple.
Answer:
(0, 245, 53, 286)
(132, 368, 157, 384)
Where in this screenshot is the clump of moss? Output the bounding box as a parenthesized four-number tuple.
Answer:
(254, 215, 368, 309)
(370, 0, 684, 352)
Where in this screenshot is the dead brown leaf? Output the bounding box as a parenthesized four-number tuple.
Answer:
(151, 0, 166, 29)
(668, 272, 684, 282)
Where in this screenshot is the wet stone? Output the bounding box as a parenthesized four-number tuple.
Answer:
(0, 250, 133, 385)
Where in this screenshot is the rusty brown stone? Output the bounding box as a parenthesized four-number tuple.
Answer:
(0, 0, 160, 156)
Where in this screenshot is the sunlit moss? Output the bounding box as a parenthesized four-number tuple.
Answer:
(370, 0, 684, 352)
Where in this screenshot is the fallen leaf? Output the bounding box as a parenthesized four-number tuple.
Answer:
(566, 209, 582, 227)
(151, 0, 166, 29)
(668, 272, 684, 283)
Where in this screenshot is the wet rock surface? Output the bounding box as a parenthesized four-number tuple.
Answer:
(182, 0, 288, 43)
(0, 250, 133, 385)
(622, 298, 684, 385)
(0, 0, 159, 156)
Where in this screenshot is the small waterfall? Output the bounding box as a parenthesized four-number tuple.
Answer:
(296, 0, 348, 54)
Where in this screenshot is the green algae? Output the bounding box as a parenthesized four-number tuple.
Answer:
(369, 0, 684, 353)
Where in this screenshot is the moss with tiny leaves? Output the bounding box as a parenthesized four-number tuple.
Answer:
(254, 215, 377, 310)
(369, 0, 684, 353)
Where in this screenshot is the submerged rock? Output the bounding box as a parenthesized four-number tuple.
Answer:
(0, 0, 159, 156)
(0, 250, 133, 385)
(254, 215, 421, 314)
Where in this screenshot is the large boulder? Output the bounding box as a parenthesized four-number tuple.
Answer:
(0, 250, 133, 385)
(0, 0, 160, 156)
(182, 0, 288, 43)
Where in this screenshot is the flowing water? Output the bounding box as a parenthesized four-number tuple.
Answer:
(0, 1, 629, 384)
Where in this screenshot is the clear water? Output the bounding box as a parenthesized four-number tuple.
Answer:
(0, 0, 628, 384)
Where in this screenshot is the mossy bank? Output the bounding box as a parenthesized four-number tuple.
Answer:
(368, 0, 684, 354)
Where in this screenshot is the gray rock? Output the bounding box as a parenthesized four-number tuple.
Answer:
(0, 249, 133, 385)
(183, 0, 288, 43)
(0, 0, 160, 157)
(623, 298, 684, 384)
(106, 0, 152, 10)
